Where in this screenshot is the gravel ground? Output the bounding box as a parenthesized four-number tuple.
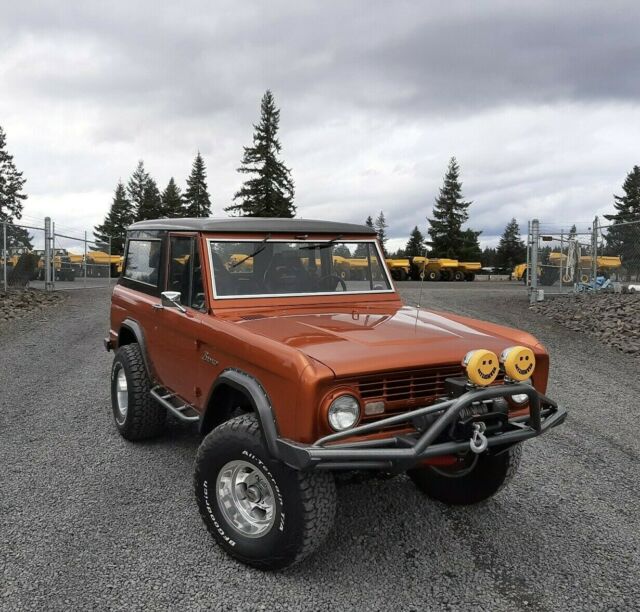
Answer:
(1, 282, 639, 611)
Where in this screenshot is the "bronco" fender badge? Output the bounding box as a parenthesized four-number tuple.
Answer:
(202, 351, 219, 366)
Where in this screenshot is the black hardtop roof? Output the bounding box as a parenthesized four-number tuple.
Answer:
(129, 217, 376, 235)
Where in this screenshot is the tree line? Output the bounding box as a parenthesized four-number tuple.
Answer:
(365, 157, 526, 270)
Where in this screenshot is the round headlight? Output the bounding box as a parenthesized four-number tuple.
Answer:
(511, 378, 533, 404)
(462, 349, 499, 386)
(328, 394, 360, 431)
(500, 345, 536, 381)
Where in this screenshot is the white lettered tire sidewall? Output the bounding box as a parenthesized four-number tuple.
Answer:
(194, 414, 337, 570)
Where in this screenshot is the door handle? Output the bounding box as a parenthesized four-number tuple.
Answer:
(152, 303, 164, 310)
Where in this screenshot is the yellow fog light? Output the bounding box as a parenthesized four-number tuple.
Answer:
(462, 349, 499, 386)
(500, 345, 536, 381)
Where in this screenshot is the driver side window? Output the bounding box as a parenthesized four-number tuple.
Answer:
(167, 236, 206, 310)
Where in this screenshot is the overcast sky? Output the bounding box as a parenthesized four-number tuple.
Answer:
(2, 0, 639, 251)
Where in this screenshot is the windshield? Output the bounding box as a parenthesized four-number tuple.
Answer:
(209, 240, 392, 298)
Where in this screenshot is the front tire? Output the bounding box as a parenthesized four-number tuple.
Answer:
(407, 444, 522, 505)
(194, 415, 336, 570)
(110, 344, 166, 440)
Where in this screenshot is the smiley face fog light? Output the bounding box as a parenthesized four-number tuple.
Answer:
(462, 349, 499, 386)
(500, 345, 536, 381)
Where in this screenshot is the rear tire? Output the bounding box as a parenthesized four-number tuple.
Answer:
(407, 444, 522, 505)
(194, 415, 336, 570)
(110, 344, 166, 440)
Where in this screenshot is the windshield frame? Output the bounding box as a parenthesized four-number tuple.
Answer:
(206, 237, 394, 300)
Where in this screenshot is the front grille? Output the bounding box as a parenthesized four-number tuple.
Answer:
(349, 365, 506, 420)
(352, 364, 464, 417)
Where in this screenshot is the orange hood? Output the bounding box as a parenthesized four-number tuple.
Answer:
(235, 306, 544, 378)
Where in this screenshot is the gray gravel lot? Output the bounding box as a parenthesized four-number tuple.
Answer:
(1, 282, 639, 611)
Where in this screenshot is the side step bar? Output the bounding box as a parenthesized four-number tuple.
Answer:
(150, 386, 200, 423)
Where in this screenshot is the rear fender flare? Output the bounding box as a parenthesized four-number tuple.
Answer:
(118, 318, 155, 381)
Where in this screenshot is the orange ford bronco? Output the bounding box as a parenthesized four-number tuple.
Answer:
(105, 218, 566, 569)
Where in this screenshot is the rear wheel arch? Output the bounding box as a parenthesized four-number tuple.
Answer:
(117, 319, 154, 381)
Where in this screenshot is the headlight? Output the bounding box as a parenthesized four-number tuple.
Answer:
(511, 378, 532, 404)
(328, 394, 360, 431)
(500, 345, 536, 381)
(462, 349, 499, 386)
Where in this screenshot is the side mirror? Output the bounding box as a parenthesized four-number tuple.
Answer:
(161, 290, 187, 313)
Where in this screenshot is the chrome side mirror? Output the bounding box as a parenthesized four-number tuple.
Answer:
(161, 291, 186, 313)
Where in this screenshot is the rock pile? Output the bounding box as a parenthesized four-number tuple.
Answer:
(0, 289, 66, 325)
(532, 293, 640, 357)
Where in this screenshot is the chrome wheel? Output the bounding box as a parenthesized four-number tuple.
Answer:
(115, 367, 128, 423)
(216, 460, 276, 538)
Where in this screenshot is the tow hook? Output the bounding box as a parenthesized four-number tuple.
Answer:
(470, 422, 488, 454)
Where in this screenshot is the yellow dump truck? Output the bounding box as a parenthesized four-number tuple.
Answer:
(513, 254, 622, 284)
(407, 257, 481, 281)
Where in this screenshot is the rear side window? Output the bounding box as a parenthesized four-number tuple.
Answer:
(123, 240, 161, 286)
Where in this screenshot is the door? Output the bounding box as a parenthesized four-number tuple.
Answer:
(150, 234, 210, 408)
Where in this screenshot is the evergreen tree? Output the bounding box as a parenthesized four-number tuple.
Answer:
(333, 244, 351, 258)
(459, 228, 482, 261)
(93, 181, 134, 255)
(161, 177, 184, 218)
(604, 166, 640, 277)
(374, 211, 389, 256)
(404, 226, 426, 257)
(183, 153, 212, 217)
(481, 246, 498, 268)
(427, 157, 474, 258)
(135, 177, 164, 221)
(126, 160, 150, 218)
(226, 90, 295, 217)
(496, 218, 526, 271)
(0, 126, 31, 248)
(567, 224, 577, 240)
(355, 216, 375, 257)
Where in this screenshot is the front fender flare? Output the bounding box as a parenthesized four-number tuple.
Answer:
(203, 369, 282, 460)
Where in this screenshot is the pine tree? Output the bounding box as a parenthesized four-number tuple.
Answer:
(93, 181, 134, 255)
(226, 90, 295, 217)
(355, 216, 375, 257)
(496, 218, 526, 271)
(459, 228, 483, 261)
(0, 126, 31, 249)
(374, 211, 389, 256)
(604, 166, 640, 277)
(161, 177, 184, 218)
(183, 153, 212, 217)
(126, 161, 150, 218)
(427, 157, 474, 258)
(135, 177, 164, 221)
(404, 226, 426, 257)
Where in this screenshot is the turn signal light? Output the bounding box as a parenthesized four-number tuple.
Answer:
(500, 345, 536, 381)
(462, 349, 499, 386)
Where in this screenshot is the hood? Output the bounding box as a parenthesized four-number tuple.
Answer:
(236, 306, 540, 377)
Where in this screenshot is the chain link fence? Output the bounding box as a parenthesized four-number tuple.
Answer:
(1, 217, 118, 293)
(526, 217, 640, 303)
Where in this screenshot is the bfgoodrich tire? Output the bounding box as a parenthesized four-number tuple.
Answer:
(194, 414, 336, 570)
(110, 344, 166, 440)
(407, 444, 522, 505)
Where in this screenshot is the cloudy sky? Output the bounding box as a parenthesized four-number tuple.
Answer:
(2, 0, 639, 251)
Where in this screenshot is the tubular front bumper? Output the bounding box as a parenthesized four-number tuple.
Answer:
(276, 383, 567, 471)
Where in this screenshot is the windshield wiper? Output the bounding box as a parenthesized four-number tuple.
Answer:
(230, 234, 271, 269)
(300, 235, 343, 250)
